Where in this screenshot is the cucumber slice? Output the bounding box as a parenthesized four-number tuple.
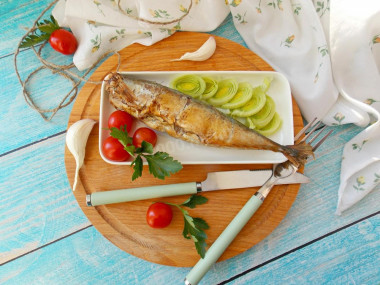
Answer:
(221, 82, 253, 109)
(170, 75, 206, 98)
(248, 95, 276, 129)
(201, 77, 218, 99)
(256, 112, 282, 136)
(207, 79, 238, 106)
(230, 86, 266, 117)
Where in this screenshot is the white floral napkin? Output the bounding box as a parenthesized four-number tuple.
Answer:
(53, 0, 380, 214)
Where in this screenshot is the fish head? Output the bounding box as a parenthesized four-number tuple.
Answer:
(104, 72, 153, 118)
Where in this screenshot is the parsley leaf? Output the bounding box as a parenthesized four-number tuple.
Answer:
(135, 140, 154, 154)
(195, 239, 208, 259)
(168, 195, 209, 258)
(131, 155, 143, 181)
(20, 15, 60, 48)
(193, 217, 210, 231)
(109, 124, 182, 180)
(37, 15, 60, 34)
(20, 33, 51, 48)
(109, 126, 134, 155)
(181, 195, 208, 209)
(144, 152, 182, 180)
(110, 126, 133, 147)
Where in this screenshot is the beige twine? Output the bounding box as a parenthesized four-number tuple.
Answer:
(14, 0, 191, 121)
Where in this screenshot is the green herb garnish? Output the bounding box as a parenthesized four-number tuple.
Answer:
(166, 195, 209, 258)
(20, 15, 60, 48)
(110, 126, 182, 180)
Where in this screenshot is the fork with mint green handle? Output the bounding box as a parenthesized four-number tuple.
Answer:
(184, 118, 332, 285)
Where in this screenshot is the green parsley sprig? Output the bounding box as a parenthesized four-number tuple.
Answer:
(20, 15, 60, 48)
(166, 195, 209, 258)
(110, 126, 183, 180)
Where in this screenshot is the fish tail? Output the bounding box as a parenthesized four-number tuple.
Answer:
(281, 141, 314, 167)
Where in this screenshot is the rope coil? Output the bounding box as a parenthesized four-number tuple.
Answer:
(13, 0, 190, 121)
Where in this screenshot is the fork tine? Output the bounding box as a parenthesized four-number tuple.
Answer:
(312, 129, 333, 151)
(299, 121, 324, 143)
(307, 125, 328, 144)
(294, 117, 318, 141)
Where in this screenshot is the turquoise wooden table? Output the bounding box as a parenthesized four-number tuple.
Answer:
(1, 1, 379, 284)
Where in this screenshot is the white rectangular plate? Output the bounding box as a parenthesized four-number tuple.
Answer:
(99, 71, 294, 165)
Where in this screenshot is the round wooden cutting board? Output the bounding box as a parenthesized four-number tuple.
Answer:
(65, 32, 304, 267)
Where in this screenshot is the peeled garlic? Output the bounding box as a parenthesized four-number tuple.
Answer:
(66, 118, 97, 191)
(172, 36, 216, 62)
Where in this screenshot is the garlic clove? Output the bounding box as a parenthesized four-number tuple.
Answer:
(172, 36, 216, 62)
(66, 118, 97, 191)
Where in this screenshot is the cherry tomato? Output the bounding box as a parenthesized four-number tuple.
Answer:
(102, 136, 130, 162)
(108, 110, 134, 133)
(146, 202, 173, 228)
(133, 127, 157, 148)
(49, 29, 78, 55)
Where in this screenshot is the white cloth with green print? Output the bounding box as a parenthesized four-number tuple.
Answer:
(53, 0, 380, 214)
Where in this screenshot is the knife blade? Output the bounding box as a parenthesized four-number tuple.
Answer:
(201, 169, 309, 191)
(86, 169, 309, 206)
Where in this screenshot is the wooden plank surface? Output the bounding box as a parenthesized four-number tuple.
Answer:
(0, 0, 55, 57)
(0, 49, 77, 155)
(0, 134, 91, 264)
(65, 31, 304, 267)
(1, 214, 378, 285)
(1, 3, 379, 284)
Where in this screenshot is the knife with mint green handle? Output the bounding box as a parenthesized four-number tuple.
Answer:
(86, 169, 309, 206)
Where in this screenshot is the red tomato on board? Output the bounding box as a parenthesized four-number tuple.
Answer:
(108, 110, 134, 133)
(133, 127, 157, 148)
(48, 29, 78, 55)
(102, 136, 130, 162)
(146, 202, 173, 228)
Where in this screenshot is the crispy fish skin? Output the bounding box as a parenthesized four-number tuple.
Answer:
(104, 72, 312, 166)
